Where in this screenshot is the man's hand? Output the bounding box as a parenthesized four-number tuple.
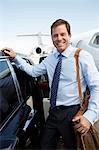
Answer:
(1, 47, 16, 59)
(72, 115, 91, 136)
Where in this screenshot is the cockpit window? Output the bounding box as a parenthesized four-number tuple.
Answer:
(0, 60, 20, 125)
(93, 35, 99, 45)
(89, 33, 99, 48)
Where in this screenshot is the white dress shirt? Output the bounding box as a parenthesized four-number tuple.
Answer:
(13, 45, 99, 124)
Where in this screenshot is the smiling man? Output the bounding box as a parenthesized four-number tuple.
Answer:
(1, 19, 99, 150)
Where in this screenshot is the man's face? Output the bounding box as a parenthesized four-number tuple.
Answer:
(51, 24, 71, 53)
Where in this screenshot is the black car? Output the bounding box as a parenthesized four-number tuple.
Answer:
(0, 51, 47, 149)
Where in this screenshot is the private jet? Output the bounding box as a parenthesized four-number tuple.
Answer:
(71, 28, 99, 70)
(17, 32, 54, 64)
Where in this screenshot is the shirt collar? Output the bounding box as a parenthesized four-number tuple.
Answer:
(53, 44, 75, 58)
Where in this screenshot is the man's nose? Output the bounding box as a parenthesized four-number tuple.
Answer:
(57, 35, 62, 40)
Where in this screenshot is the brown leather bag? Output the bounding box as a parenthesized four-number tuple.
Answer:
(74, 48, 99, 150)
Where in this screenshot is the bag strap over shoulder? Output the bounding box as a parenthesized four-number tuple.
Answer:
(74, 48, 83, 106)
(74, 48, 89, 114)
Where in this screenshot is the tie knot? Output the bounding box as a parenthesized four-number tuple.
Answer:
(58, 53, 62, 57)
(58, 53, 62, 61)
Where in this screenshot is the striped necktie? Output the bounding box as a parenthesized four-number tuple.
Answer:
(50, 54, 62, 109)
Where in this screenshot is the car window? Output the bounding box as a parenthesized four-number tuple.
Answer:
(0, 60, 20, 125)
(12, 58, 33, 101)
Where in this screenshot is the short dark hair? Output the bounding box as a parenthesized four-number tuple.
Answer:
(51, 19, 71, 36)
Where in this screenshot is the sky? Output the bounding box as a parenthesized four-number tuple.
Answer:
(0, 0, 99, 53)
